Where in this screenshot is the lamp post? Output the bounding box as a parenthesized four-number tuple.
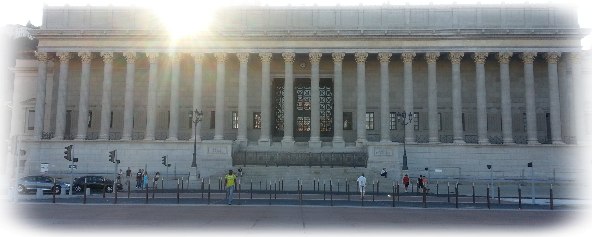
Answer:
(397, 111, 414, 170)
(189, 110, 204, 169)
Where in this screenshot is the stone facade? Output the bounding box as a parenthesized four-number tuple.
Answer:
(5, 3, 592, 182)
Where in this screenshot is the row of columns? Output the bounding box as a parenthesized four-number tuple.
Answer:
(32, 51, 585, 145)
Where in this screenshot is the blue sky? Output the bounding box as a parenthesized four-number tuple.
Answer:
(0, 0, 592, 49)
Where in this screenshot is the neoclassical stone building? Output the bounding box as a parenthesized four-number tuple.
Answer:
(6, 3, 592, 181)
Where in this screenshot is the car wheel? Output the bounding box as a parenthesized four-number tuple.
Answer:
(106, 185, 113, 193)
(17, 185, 26, 194)
(53, 185, 61, 194)
(73, 185, 82, 193)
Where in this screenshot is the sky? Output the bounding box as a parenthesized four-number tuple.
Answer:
(1, 0, 592, 49)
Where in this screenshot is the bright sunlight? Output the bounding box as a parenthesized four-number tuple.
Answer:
(147, 2, 222, 39)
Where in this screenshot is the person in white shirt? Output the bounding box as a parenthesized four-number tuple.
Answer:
(380, 168, 387, 178)
(357, 173, 367, 200)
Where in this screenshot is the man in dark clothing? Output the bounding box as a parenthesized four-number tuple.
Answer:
(136, 169, 142, 188)
(125, 167, 132, 185)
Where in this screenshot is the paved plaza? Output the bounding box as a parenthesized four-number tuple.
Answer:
(0, 203, 592, 237)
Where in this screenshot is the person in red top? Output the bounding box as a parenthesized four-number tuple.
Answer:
(403, 174, 410, 192)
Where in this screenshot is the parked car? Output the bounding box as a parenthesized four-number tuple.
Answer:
(72, 176, 123, 193)
(14, 175, 70, 194)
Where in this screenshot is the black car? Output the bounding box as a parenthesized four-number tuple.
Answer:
(72, 176, 123, 193)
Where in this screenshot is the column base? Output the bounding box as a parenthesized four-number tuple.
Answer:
(332, 140, 345, 148)
(166, 137, 178, 141)
(236, 139, 248, 147)
(308, 140, 322, 148)
(478, 139, 490, 145)
(355, 139, 366, 148)
(502, 138, 515, 145)
(552, 140, 565, 145)
(143, 137, 154, 141)
(453, 138, 466, 144)
(258, 139, 271, 147)
(527, 139, 540, 145)
(282, 137, 295, 147)
(428, 137, 440, 143)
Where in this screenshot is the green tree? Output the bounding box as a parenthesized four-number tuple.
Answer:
(0, 102, 12, 156)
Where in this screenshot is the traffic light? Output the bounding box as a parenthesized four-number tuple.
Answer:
(161, 156, 167, 166)
(109, 150, 116, 163)
(527, 162, 533, 167)
(6, 136, 18, 155)
(63, 145, 72, 161)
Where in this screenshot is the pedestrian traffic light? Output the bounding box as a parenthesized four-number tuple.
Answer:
(161, 156, 167, 166)
(6, 136, 18, 155)
(109, 150, 116, 163)
(63, 145, 72, 161)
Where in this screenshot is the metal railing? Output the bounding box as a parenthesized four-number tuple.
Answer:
(232, 151, 368, 168)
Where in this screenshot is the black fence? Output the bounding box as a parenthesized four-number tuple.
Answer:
(232, 151, 368, 168)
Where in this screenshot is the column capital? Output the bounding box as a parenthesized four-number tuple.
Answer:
(123, 52, 137, 63)
(309, 52, 322, 64)
(332, 53, 345, 64)
(78, 52, 94, 63)
(259, 53, 273, 63)
(214, 53, 227, 63)
(237, 52, 250, 63)
(169, 52, 182, 63)
(448, 52, 464, 64)
(191, 52, 205, 63)
(35, 52, 49, 62)
(568, 52, 583, 64)
(496, 52, 513, 64)
(354, 52, 368, 64)
(100, 52, 114, 63)
(519, 52, 537, 64)
(56, 52, 72, 63)
(544, 52, 562, 64)
(472, 52, 489, 64)
(282, 52, 295, 63)
(424, 52, 440, 64)
(146, 52, 159, 63)
(401, 52, 416, 63)
(378, 52, 392, 63)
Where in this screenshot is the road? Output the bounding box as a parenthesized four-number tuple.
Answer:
(4, 202, 591, 237)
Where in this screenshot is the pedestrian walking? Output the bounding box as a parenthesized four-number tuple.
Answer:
(136, 169, 142, 188)
(238, 167, 243, 177)
(125, 167, 132, 185)
(380, 168, 387, 178)
(403, 174, 410, 192)
(117, 169, 122, 184)
(143, 171, 148, 190)
(225, 170, 237, 205)
(417, 175, 424, 190)
(357, 173, 366, 200)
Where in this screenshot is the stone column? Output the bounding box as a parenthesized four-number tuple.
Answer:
(544, 52, 564, 144)
(558, 61, 571, 140)
(98, 52, 114, 140)
(258, 53, 273, 146)
(144, 53, 159, 141)
(236, 52, 250, 145)
(191, 53, 205, 141)
(496, 52, 515, 144)
(569, 52, 586, 144)
(355, 53, 368, 147)
(281, 53, 296, 146)
(449, 52, 465, 144)
(519, 52, 539, 145)
(75, 52, 94, 140)
(426, 52, 440, 143)
(33, 52, 48, 139)
(309, 52, 322, 147)
(53, 52, 71, 140)
(121, 52, 136, 141)
(378, 52, 392, 143)
(167, 53, 181, 141)
(473, 52, 490, 145)
(332, 53, 346, 147)
(214, 53, 227, 140)
(402, 53, 416, 143)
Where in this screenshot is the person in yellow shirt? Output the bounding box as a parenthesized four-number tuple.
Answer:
(225, 170, 237, 205)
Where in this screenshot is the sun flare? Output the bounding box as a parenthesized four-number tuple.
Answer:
(149, 2, 221, 39)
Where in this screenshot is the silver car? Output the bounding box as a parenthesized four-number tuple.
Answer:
(15, 175, 71, 194)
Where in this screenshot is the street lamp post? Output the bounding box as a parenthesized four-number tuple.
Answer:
(189, 110, 204, 169)
(397, 111, 414, 170)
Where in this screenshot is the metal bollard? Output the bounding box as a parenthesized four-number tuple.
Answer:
(447, 182, 450, 203)
(472, 183, 475, 203)
(392, 184, 395, 207)
(518, 184, 522, 209)
(176, 179, 180, 204)
(497, 186, 501, 204)
(52, 179, 56, 203)
(423, 187, 427, 208)
(207, 180, 211, 205)
(330, 180, 333, 207)
(550, 184, 554, 210)
(455, 184, 459, 209)
(487, 186, 490, 209)
(436, 181, 439, 197)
